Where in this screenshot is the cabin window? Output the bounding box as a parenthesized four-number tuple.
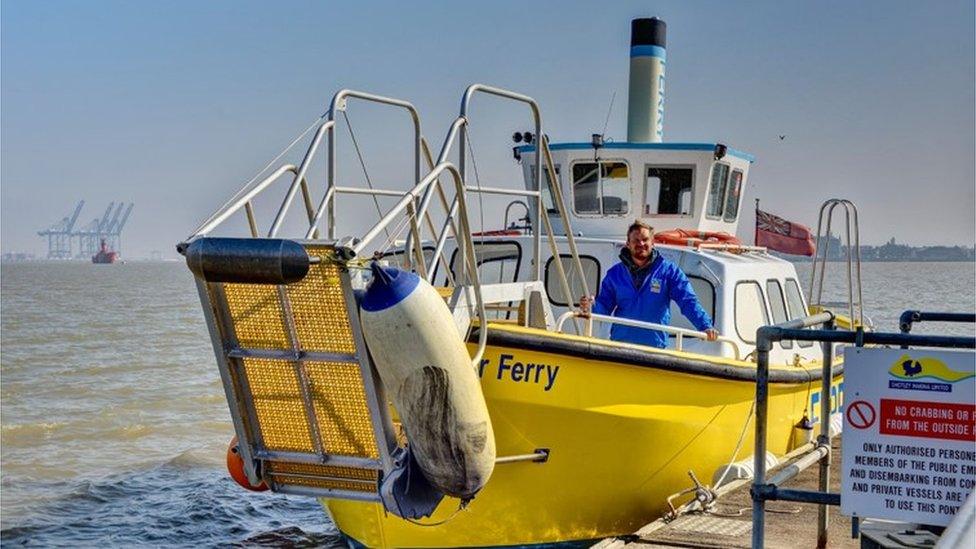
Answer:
(734, 281, 769, 344)
(723, 170, 743, 222)
(528, 164, 560, 214)
(766, 279, 793, 349)
(572, 161, 630, 216)
(544, 254, 601, 307)
(668, 276, 716, 331)
(644, 166, 694, 216)
(706, 163, 730, 218)
(783, 279, 814, 348)
(449, 241, 522, 286)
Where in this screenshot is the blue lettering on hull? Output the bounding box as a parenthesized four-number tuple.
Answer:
(810, 381, 845, 424)
(478, 353, 560, 392)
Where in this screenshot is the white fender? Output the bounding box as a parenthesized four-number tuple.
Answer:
(359, 263, 495, 499)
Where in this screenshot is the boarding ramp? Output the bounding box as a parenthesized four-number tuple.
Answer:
(179, 85, 583, 506)
(185, 239, 396, 501)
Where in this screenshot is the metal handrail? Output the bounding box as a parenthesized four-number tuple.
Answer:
(419, 136, 458, 286)
(751, 314, 976, 549)
(415, 117, 467, 280)
(899, 310, 976, 333)
(465, 185, 541, 198)
(192, 162, 322, 238)
(332, 186, 410, 198)
(344, 160, 490, 367)
(187, 84, 592, 354)
(324, 90, 423, 240)
(408, 86, 589, 336)
(504, 200, 530, 229)
(555, 311, 742, 360)
(268, 121, 331, 237)
(809, 199, 863, 326)
(459, 85, 543, 280)
(539, 129, 591, 300)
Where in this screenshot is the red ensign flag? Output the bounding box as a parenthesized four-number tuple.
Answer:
(755, 209, 816, 256)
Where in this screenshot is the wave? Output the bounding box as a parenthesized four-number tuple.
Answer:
(0, 421, 69, 443)
(1, 463, 344, 547)
(163, 448, 223, 469)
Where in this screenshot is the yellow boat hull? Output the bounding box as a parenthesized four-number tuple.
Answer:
(324, 325, 843, 548)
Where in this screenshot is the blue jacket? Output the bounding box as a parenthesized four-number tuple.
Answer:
(592, 250, 713, 348)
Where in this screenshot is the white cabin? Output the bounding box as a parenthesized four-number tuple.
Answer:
(384, 13, 820, 366)
(420, 134, 818, 366)
(516, 142, 754, 238)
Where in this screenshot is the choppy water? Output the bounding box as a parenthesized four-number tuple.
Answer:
(793, 262, 976, 337)
(1, 260, 973, 546)
(1, 262, 342, 547)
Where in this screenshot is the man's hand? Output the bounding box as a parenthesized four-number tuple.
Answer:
(579, 295, 594, 317)
(704, 328, 719, 341)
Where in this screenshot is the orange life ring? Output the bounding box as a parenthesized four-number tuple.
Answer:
(653, 229, 741, 247)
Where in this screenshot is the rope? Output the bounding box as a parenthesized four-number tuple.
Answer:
(601, 91, 616, 137)
(314, 248, 371, 270)
(708, 505, 750, 518)
(710, 399, 757, 490)
(463, 125, 487, 244)
(342, 110, 390, 241)
(401, 501, 469, 527)
(196, 111, 330, 234)
(710, 504, 800, 517)
(377, 214, 414, 259)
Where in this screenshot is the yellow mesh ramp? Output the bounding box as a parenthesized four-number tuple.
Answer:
(242, 357, 315, 453)
(265, 461, 378, 492)
(199, 241, 392, 500)
(222, 283, 289, 349)
(306, 361, 380, 458)
(287, 245, 357, 355)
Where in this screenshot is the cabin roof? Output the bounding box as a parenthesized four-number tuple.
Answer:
(656, 244, 796, 274)
(515, 142, 756, 163)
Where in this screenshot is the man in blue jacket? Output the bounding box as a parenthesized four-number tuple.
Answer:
(580, 220, 719, 348)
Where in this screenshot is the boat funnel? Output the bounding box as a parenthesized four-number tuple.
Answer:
(627, 17, 666, 143)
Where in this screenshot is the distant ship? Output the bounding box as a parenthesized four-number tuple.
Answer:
(92, 239, 118, 264)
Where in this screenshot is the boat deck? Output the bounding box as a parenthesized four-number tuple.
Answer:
(593, 437, 927, 548)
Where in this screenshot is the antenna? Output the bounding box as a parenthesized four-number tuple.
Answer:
(601, 91, 617, 138)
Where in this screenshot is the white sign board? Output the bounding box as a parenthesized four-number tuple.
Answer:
(841, 347, 976, 526)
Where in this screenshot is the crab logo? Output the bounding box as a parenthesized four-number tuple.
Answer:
(887, 354, 974, 393)
(887, 354, 973, 383)
(900, 359, 923, 377)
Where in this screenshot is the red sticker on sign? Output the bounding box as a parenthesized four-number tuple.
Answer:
(846, 400, 876, 429)
(880, 399, 976, 442)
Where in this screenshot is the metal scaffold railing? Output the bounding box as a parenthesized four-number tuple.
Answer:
(178, 84, 592, 505)
(186, 84, 591, 331)
(750, 312, 975, 549)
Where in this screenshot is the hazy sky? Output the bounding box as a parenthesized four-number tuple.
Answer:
(2, 0, 974, 258)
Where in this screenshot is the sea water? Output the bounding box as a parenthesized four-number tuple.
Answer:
(1, 262, 341, 546)
(1, 260, 973, 545)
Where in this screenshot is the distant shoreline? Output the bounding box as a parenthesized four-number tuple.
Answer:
(785, 259, 976, 263)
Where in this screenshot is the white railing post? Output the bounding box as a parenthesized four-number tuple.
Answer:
(555, 311, 742, 360)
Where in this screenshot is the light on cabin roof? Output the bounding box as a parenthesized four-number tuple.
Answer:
(714, 143, 727, 160)
(591, 134, 604, 150)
